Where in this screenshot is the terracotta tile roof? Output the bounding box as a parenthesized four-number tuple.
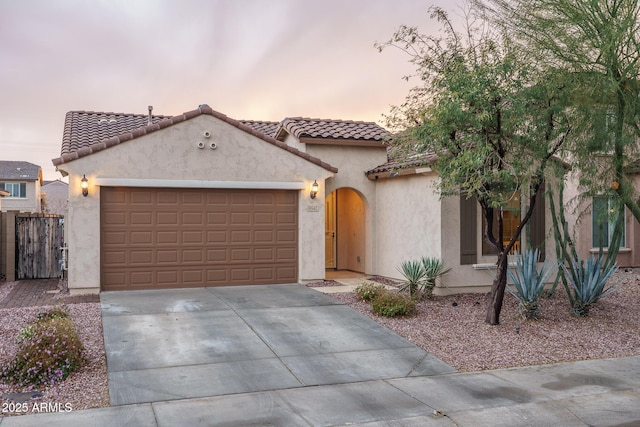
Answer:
(0, 161, 41, 181)
(240, 120, 279, 138)
(52, 105, 338, 173)
(366, 145, 438, 177)
(60, 111, 171, 156)
(275, 117, 391, 144)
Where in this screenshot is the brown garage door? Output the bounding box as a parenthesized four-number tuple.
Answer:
(100, 187, 298, 291)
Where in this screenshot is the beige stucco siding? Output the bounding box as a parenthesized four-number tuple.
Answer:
(306, 144, 386, 274)
(56, 115, 333, 293)
(373, 173, 442, 279)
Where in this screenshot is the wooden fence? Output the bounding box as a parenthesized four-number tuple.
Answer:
(15, 213, 64, 279)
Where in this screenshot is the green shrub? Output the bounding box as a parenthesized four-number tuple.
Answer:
(36, 306, 69, 322)
(354, 281, 387, 302)
(371, 291, 416, 317)
(397, 260, 426, 297)
(1, 309, 84, 387)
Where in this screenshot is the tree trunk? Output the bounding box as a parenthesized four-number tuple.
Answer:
(485, 252, 509, 325)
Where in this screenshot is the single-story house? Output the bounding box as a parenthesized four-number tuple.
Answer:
(0, 161, 43, 213)
(52, 104, 556, 295)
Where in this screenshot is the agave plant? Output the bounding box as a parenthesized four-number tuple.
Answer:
(397, 260, 425, 297)
(420, 257, 451, 299)
(507, 249, 555, 320)
(559, 253, 623, 317)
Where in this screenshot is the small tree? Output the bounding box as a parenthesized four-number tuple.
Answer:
(484, 0, 640, 234)
(377, 4, 570, 324)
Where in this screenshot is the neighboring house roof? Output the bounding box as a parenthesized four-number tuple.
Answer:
(240, 120, 279, 138)
(52, 105, 338, 173)
(43, 180, 69, 187)
(274, 118, 391, 146)
(366, 145, 438, 179)
(0, 161, 42, 181)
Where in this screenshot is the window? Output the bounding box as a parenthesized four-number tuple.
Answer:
(0, 182, 26, 198)
(459, 186, 545, 265)
(592, 197, 625, 248)
(482, 194, 521, 255)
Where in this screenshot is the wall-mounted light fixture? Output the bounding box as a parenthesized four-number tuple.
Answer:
(310, 180, 319, 199)
(81, 174, 89, 197)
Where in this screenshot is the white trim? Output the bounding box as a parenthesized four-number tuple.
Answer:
(93, 178, 307, 190)
(472, 262, 517, 270)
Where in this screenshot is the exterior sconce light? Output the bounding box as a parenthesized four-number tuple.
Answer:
(310, 180, 319, 199)
(81, 174, 89, 197)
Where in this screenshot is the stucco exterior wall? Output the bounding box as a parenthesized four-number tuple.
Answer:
(56, 115, 333, 293)
(306, 144, 387, 274)
(373, 172, 442, 279)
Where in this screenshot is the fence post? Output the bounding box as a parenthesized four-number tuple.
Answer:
(3, 211, 17, 282)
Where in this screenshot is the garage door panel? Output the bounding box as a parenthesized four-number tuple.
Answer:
(230, 230, 250, 243)
(101, 187, 298, 291)
(157, 231, 179, 244)
(207, 249, 227, 262)
(131, 250, 153, 264)
(182, 212, 204, 224)
(131, 212, 153, 225)
(157, 212, 178, 225)
(254, 230, 274, 242)
(182, 249, 204, 263)
(208, 212, 227, 224)
(231, 212, 250, 224)
(182, 230, 204, 244)
(230, 248, 251, 261)
(277, 230, 296, 242)
(103, 231, 126, 245)
(157, 250, 178, 263)
(207, 230, 227, 243)
(182, 270, 203, 283)
(277, 212, 296, 225)
(103, 251, 126, 266)
(103, 212, 126, 225)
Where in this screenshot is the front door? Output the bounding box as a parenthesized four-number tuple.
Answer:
(325, 191, 336, 269)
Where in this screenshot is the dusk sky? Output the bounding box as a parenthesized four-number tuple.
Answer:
(1, 0, 460, 180)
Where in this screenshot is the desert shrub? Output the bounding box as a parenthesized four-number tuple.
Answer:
(397, 260, 426, 297)
(507, 249, 555, 320)
(371, 291, 416, 317)
(36, 306, 69, 322)
(1, 308, 84, 387)
(354, 281, 387, 302)
(560, 253, 624, 317)
(420, 257, 451, 299)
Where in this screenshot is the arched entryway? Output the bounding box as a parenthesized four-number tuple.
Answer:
(325, 188, 366, 272)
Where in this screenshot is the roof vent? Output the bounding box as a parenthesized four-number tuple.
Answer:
(148, 105, 153, 126)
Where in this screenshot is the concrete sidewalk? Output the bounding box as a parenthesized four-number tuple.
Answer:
(2, 356, 639, 426)
(1, 284, 639, 426)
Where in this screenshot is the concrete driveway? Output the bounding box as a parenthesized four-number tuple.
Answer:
(3, 284, 640, 426)
(100, 284, 456, 406)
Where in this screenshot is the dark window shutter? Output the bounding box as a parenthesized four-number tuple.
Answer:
(530, 185, 546, 260)
(20, 183, 26, 198)
(460, 195, 477, 265)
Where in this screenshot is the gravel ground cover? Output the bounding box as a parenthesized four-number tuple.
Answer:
(0, 301, 108, 417)
(1, 270, 638, 414)
(331, 269, 640, 371)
